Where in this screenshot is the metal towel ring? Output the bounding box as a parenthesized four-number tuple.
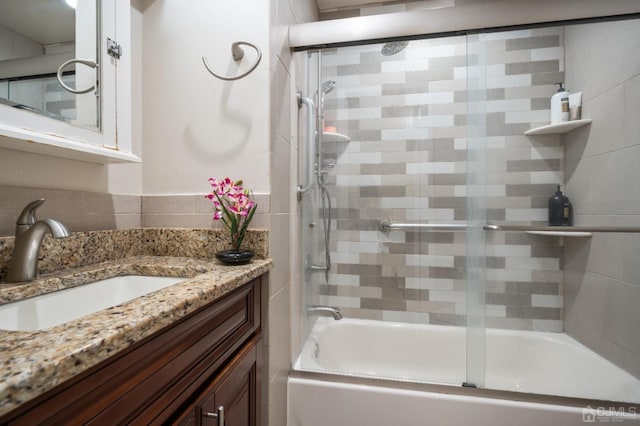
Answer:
(56, 58, 98, 94)
(202, 41, 262, 81)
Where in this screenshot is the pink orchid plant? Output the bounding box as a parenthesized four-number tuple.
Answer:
(206, 178, 257, 251)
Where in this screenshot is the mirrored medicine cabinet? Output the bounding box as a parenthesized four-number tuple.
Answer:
(0, 0, 138, 163)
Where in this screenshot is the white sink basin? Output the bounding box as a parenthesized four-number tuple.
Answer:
(0, 275, 186, 331)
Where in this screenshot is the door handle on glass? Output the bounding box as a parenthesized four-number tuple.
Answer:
(56, 58, 98, 94)
(203, 405, 224, 425)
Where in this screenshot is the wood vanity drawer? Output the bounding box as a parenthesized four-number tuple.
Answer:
(2, 276, 262, 425)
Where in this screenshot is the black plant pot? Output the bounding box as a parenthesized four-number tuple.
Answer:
(216, 249, 254, 265)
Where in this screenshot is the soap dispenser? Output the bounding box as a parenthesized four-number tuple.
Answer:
(550, 83, 570, 124)
(548, 185, 572, 226)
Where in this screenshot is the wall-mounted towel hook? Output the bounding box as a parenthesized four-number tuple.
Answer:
(202, 41, 262, 81)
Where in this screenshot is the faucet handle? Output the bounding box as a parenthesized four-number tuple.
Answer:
(16, 199, 45, 225)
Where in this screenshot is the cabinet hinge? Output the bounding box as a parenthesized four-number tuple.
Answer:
(107, 38, 122, 59)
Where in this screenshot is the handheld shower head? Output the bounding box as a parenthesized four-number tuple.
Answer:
(322, 80, 336, 95)
(316, 80, 337, 110)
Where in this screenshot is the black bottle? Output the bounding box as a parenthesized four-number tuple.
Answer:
(562, 191, 573, 226)
(549, 185, 572, 226)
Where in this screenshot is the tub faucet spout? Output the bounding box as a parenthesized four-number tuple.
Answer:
(308, 305, 343, 320)
(7, 199, 70, 283)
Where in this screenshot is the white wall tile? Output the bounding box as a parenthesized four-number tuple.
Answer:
(506, 257, 560, 271)
(532, 319, 563, 332)
(322, 52, 362, 66)
(336, 85, 381, 98)
(406, 162, 456, 174)
(430, 290, 466, 303)
(406, 277, 455, 290)
(486, 74, 531, 89)
(382, 59, 429, 73)
(334, 107, 382, 120)
(486, 305, 507, 317)
(532, 294, 563, 308)
(485, 244, 531, 257)
(505, 208, 547, 222)
(531, 46, 564, 61)
(624, 73, 640, 148)
(580, 84, 626, 157)
(382, 127, 430, 140)
(406, 91, 454, 105)
(410, 115, 456, 128)
(360, 117, 406, 130)
(505, 109, 550, 124)
(319, 295, 360, 308)
(406, 254, 455, 267)
(485, 268, 532, 282)
(531, 146, 563, 160)
(486, 99, 530, 113)
(331, 251, 361, 263)
(382, 310, 429, 323)
(336, 241, 384, 254)
(405, 209, 455, 221)
(329, 274, 360, 286)
(565, 19, 640, 102)
(530, 170, 564, 184)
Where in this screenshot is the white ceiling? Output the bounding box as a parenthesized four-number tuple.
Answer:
(0, 0, 75, 45)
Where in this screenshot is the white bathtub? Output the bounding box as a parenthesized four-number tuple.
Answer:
(288, 318, 640, 426)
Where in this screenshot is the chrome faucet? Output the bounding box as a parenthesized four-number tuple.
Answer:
(308, 305, 343, 320)
(6, 199, 70, 283)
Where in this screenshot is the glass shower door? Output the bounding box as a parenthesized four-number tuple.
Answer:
(465, 33, 488, 389)
(296, 34, 488, 388)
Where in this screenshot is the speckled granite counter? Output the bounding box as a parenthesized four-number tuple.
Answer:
(0, 228, 269, 282)
(0, 255, 272, 417)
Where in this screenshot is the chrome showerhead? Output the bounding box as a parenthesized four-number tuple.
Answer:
(322, 80, 336, 95)
(381, 40, 409, 56)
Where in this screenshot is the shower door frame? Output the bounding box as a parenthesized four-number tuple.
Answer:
(296, 38, 489, 388)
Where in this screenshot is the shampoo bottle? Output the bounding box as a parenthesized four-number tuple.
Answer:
(550, 83, 570, 124)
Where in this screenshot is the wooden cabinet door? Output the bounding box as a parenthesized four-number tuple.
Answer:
(197, 337, 261, 426)
(175, 410, 196, 426)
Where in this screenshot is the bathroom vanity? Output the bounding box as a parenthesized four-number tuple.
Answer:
(0, 255, 271, 425)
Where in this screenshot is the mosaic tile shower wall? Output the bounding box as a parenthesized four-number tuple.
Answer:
(315, 27, 566, 331)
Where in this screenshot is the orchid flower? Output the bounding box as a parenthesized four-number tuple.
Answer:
(205, 177, 257, 250)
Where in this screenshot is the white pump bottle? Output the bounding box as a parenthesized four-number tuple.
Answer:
(550, 83, 570, 124)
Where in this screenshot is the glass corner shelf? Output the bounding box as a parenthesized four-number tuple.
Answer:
(524, 119, 592, 136)
(322, 131, 351, 143)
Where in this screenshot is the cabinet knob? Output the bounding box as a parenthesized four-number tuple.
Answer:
(203, 405, 224, 425)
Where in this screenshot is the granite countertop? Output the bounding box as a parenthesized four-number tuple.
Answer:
(0, 255, 273, 417)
